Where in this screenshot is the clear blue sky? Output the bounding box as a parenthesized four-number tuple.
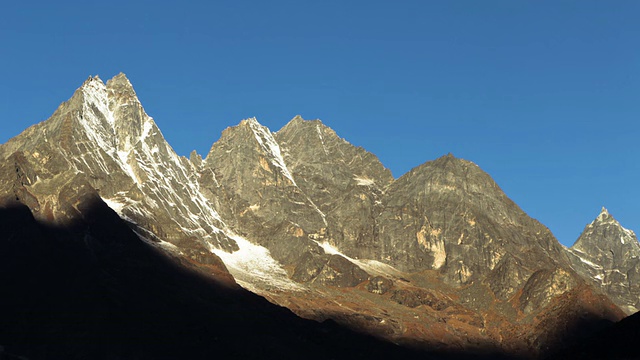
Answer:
(1, 1, 639, 246)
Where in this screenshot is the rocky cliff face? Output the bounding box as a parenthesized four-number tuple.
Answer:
(376, 154, 571, 287)
(568, 207, 640, 314)
(0, 75, 239, 269)
(0, 73, 630, 359)
(275, 116, 394, 261)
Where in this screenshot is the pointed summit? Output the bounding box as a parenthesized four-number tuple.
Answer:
(596, 206, 612, 222)
(577, 207, 634, 247)
(112, 72, 130, 82)
(379, 153, 567, 278)
(106, 72, 136, 95)
(568, 207, 640, 314)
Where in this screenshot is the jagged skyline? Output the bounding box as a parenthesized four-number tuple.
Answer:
(1, 2, 638, 246)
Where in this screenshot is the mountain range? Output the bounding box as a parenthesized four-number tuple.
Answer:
(0, 73, 638, 359)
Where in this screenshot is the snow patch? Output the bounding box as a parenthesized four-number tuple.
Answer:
(117, 150, 139, 184)
(573, 253, 603, 270)
(211, 233, 305, 293)
(316, 124, 329, 155)
(246, 118, 296, 185)
(314, 240, 402, 277)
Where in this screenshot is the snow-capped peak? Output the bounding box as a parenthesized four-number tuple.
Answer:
(80, 76, 115, 128)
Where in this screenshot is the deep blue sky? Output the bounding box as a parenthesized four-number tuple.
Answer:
(1, 1, 639, 246)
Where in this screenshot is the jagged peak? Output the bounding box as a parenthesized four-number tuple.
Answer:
(574, 207, 639, 249)
(236, 117, 296, 185)
(596, 206, 610, 221)
(78, 73, 136, 98)
(291, 115, 322, 125)
(428, 153, 478, 171)
(592, 206, 618, 226)
(276, 116, 336, 142)
(189, 150, 203, 167)
(105, 73, 141, 105)
(83, 74, 103, 83)
(80, 75, 108, 95)
(278, 115, 323, 131)
(112, 72, 130, 82)
(239, 116, 260, 127)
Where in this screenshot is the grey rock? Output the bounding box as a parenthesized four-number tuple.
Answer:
(568, 207, 640, 314)
(367, 276, 393, 295)
(377, 154, 571, 288)
(275, 116, 393, 261)
(199, 117, 370, 286)
(1, 74, 629, 356)
(0, 74, 237, 262)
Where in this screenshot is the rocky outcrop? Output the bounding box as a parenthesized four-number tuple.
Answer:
(367, 276, 393, 295)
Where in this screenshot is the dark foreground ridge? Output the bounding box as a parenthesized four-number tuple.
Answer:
(0, 197, 521, 360)
(0, 197, 631, 359)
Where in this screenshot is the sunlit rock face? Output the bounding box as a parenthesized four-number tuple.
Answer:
(376, 154, 570, 287)
(0, 74, 630, 359)
(568, 207, 640, 314)
(0, 74, 235, 266)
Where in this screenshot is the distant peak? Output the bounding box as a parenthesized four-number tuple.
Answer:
(106, 72, 136, 94)
(109, 72, 132, 84)
(433, 153, 464, 166)
(277, 115, 325, 134)
(588, 206, 635, 235)
(240, 117, 261, 127)
(81, 75, 106, 89)
(113, 72, 129, 81)
(596, 207, 613, 223)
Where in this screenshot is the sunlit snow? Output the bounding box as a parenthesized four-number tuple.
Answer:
(211, 233, 306, 293)
(246, 118, 297, 185)
(314, 240, 402, 277)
